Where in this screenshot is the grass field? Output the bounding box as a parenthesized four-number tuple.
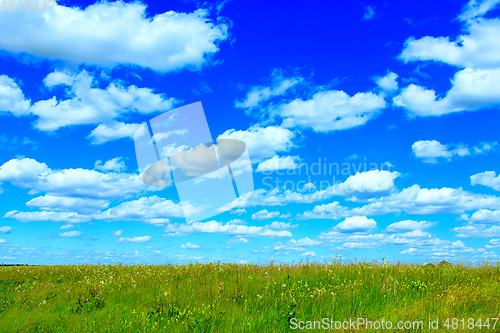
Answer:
(0, 260, 499, 332)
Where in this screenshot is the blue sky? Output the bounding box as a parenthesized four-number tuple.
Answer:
(1, 0, 500, 264)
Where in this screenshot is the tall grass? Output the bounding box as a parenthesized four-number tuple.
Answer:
(1, 260, 499, 332)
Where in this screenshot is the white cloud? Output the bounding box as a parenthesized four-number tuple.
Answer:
(173, 254, 204, 260)
(385, 220, 436, 232)
(374, 71, 398, 94)
(93, 196, 201, 223)
(59, 224, 74, 230)
(111, 230, 123, 237)
(0, 3, 228, 72)
(218, 126, 297, 163)
(301, 251, 316, 257)
(273, 237, 322, 251)
(256, 155, 301, 173)
(116, 236, 151, 243)
(0, 158, 150, 200)
(220, 170, 401, 212)
(363, 6, 376, 20)
(300, 184, 500, 219)
(0, 239, 6, 243)
(180, 243, 200, 249)
(88, 122, 143, 145)
(459, 209, 500, 223)
(235, 69, 302, 109)
(471, 171, 500, 190)
(26, 195, 109, 214)
(163, 220, 292, 238)
(226, 237, 250, 244)
(411, 140, 493, 163)
(95, 157, 126, 172)
(0, 75, 30, 116)
(333, 216, 377, 233)
(0, 226, 12, 233)
(485, 238, 500, 248)
(394, 69, 500, 117)
(265, 222, 296, 230)
(353, 185, 500, 216)
(453, 224, 500, 237)
(399, 14, 500, 69)
(29, 70, 178, 132)
(395, 3, 500, 117)
(5, 210, 91, 223)
(251, 209, 291, 220)
(459, 0, 500, 20)
(269, 90, 386, 133)
(58, 231, 82, 238)
(230, 208, 247, 215)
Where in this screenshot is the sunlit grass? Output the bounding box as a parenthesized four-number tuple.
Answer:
(1, 259, 499, 332)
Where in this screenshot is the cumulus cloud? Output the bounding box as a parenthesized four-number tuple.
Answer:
(88, 122, 144, 145)
(459, 0, 500, 20)
(459, 209, 500, 224)
(26, 195, 109, 214)
(453, 224, 500, 237)
(235, 69, 303, 109)
(116, 236, 151, 243)
(471, 171, 500, 190)
(256, 155, 301, 173)
(58, 231, 82, 238)
(95, 157, 126, 173)
(93, 196, 202, 224)
(393, 69, 500, 117)
(0, 75, 30, 116)
(163, 220, 293, 238)
(411, 140, 495, 163)
(485, 238, 500, 248)
(268, 90, 386, 133)
(0, 226, 12, 234)
(226, 237, 250, 244)
(60, 224, 74, 230)
(299, 184, 500, 219)
(180, 243, 200, 249)
(265, 221, 296, 230)
(273, 237, 322, 251)
(218, 126, 297, 163)
(29, 70, 178, 132)
(251, 209, 291, 220)
(111, 230, 123, 237)
(374, 71, 398, 94)
(0, 3, 228, 72)
(333, 216, 377, 233)
(395, 1, 500, 117)
(219, 170, 401, 212)
(0, 157, 150, 200)
(385, 220, 436, 232)
(5, 210, 91, 223)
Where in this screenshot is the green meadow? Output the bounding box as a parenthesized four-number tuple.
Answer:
(0, 260, 499, 332)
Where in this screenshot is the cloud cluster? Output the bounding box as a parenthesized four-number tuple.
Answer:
(0, 2, 228, 72)
(299, 184, 500, 219)
(163, 220, 293, 238)
(412, 140, 496, 163)
(218, 126, 297, 163)
(395, 1, 500, 117)
(235, 69, 388, 133)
